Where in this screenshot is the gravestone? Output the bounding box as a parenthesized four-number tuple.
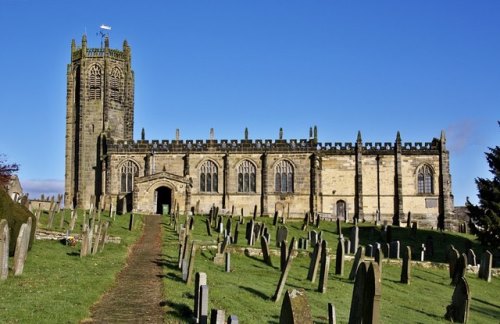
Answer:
(478, 250, 492, 282)
(227, 315, 239, 324)
(0, 219, 9, 280)
(179, 235, 190, 269)
(280, 241, 288, 272)
(348, 262, 381, 324)
(348, 246, 365, 281)
(194, 272, 207, 323)
(128, 213, 135, 231)
(261, 236, 273, 266)
(366, 244, 373, 257)
(374, 246, 384, 275)
(411, 221, 418, 238)
(445, 276, 470, 323)
(317, 240, 330, 293)
(335, 237, 345, 276)
(350, 226, 359, 254)
(199, 285, 209, 324)
(210, 309, 225, 324)
(99, 221, 110, 252)
(406, 211, 411, 228)
(447, 245, 460, 279)
(328, 302, 336, 324)
(310, 230, 318, 247)
(315, 214, 321, 228)
(401, 246, 411, 284)
(186, 243, 197, 284)
(279, 289, 313, 324)
(307, 242, 322, 282)
(253, 223, 261, 242)
(233, 222, 239, 244)
(253, 204, 258, 220)
(13, 219, 31, 276)
(344, 239, 351, 256)
(452, 253, 467, 286)
(420, 244, 426, 262)
(189, 216, 195, 231)
(336, 218, 341, 235)
(226, 218, 232, 236)
(273, 211, 279, 226)
(466, 249, 476, 266)
(80, 225, 89, 258)
(246, 221, 255, 246)
(221, 235, 231, 255)
(272, 238, 296, 302)
(390, 241, 400, 259)
(225, 252, 231, 272)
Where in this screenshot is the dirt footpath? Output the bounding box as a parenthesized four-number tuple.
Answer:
(85, 215, 165, 323)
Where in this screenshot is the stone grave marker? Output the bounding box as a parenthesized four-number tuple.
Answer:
(307, 242, 322, 282)
(374, 246, 384, 275)
(366, 244, 373, 257)
(466, 249, 476, 266)
(335, 237, 345, 276)
(310, 230, 318, 247)
(445, 276, 470, 323)
(318, 240, 330, 293)
(478, 250, 492, 282)
(226, 218, 232, 236)
(246, 220, 254, 246)
(344, 238, 351, 256)
(389, 241, 400, 259)
(91, 221, 103, 255)
(210, 309, 225, 324)
(233, 222, 239, 244)
(315, 213, 321, 228)
(253, 204, 258, 220)
(13, 219, 31, 276)
(80, 225, 89, 258)
(280, 240, 288, 272)
(273, 211, 279, 226)
(336, 218, 341, 235)
(227, 315, 239, 324)
(406, 211, 412, 228)
(0, 219, 10, 280)
(348, 261, 381, 324)
(452, 253, 467, 286)
(420, 244, 426, 262)
(328, 302, 336, 324)
(186, 243, 197, 284)
(194, 272, 207, 323)
(401, 246, 411, 284)
(272, 238, 296, 302)
(447, 245, 460, 279)
(350, 226, 359, 254)
(261, 236, 273, 266)
(348, 246, 365, 281)
(199, 285, 209, 324)
(279, 289, 313, 324)
(189, 216, 195, 231)
(179, 234, 190, 269)
(225, 252, 231, 272)
(253, 223, 261, 242)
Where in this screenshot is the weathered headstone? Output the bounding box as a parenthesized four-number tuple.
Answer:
(348, 246, 365, 281)
(233, 222, 239, 244)
(344, 238, 351, 256)
(246, 220, 255, 246)
(328, 303, 336, 324)
(253, 204, 258, 220)
(478, 250, 493, 282)
(261, 236, 273, 266)
(447, 245, 460, 279)
(279, 289, 313, 324)
(466, 249, 476, 266)
(13, 219, 31, 276)
(194, 272, 207, 323)
(80, 225, 89, 257)
(445, 276, 470, 323)
(336, 218, 341, 235)
(350, 226, 359, 254)
(390, 241, 400, 259)
(310, 230, 318, 247)
(374, 246, 384, 275)
(0, 219, 10, 280)
(186, 243, 197, 284)
(273, 238, 295, 302)
(335, 237, 344, 276)
(318, 240, 330, 293)
(315, 214, 321, 228)
(227, 315, 239, 324)
(406, 211, 411, 228)
(452, 253, 467, 286)
(199, 285, 209, 324)
(307, 242, 322, 282)
(420, 243, 426, 262)
(401, 246, 411, 284)
(348, 261, 381, 324)
(179, 234, 190, 269)
(273, 211, 279, 226)
(280, 240, 288, 272)
(225, 252, 231, 272)
(366, 244, 373, 257)
(210, 309, 226, 324)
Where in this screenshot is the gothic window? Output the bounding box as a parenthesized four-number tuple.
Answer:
(275, 160, 294, 193)
(417, 164, 433, 194)
(110, 67, 123, 103)
(238, 160, 256, 193)
(200, 160, 218, 193)
(120, 160, 138, 193)
(336, 200, 346, 219)
(88, 65, 102, 100)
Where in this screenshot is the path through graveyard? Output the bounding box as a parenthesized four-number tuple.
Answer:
(84, 214, 165, 323)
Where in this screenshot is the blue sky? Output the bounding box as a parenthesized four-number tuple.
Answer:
(0, 1, 498, 205)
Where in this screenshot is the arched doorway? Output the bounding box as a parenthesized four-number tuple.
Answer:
(155, 186, 172, 215)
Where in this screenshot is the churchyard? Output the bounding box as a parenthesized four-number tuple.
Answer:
(161, 209, 500, 323)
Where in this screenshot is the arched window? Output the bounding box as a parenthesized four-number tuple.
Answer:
(200, 160, 218, 193)
(120, 160, 138, 193)
(336, 200, 346, 219)
(238, 160, 256, 192)
(275, 160, 294, 193)
(110, 67, 123, 103)
(417, 165, 433, 194)
(88, 65, 102, 100)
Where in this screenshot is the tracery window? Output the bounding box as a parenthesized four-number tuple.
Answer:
(238, 160, 256, 193)
(275, 160, 294, 193)
(110, 67, 123, 103)
(120, 160, 138, 193)
(88, 65, 102, 100)
(417, 164, 433, 194)
(200, 160, 218, 193)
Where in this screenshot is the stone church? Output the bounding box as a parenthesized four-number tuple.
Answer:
(64, 36, 453, 228)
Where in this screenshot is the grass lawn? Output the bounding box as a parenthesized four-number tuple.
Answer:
(0, 210, 144, 323)
(162, 215, 500, 323)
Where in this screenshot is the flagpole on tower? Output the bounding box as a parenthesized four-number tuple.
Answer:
(98, 24, 112, 48)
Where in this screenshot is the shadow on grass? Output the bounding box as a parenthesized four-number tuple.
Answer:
(401, 305, 443, 321)
(66, 251, 80, 257)
(239, 285, 270, 301)
(163, 272, 183, 282)
(152, 258, 178, 271)
(162, 300, 193, 320)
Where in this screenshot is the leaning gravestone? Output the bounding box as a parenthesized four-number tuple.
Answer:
(186, 243, 197, 284)
(0, 219, 10, 280)
(261, 236, 273, 266)
(328, 303, 336, 324)
(401, 246, 411, 284)
(374, 246, 384, 275)
(210, 309, 225, 324)
(307, 242, 322, 282)
(273, 238, 296, 302)
(279, 289, 313, 324)
(350, 226, 359, 254)
(348, 261, 381, 324)
(448, 245, 460, 279)
(194, 272, 207, 323)
(348, 246, 366, 281)
(452, 253, 467, 286)
(478, 250, 493, 282)
(445, 276, 470, 323)
(335, 237, 345, 276)
(13, 218, 32, 276)
(317, 240, 330, 293)
(466, 249, 476, 266)
(280, 241, 288, 272)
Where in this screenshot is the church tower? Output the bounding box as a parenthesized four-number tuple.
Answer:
(64, 35, 134, 209)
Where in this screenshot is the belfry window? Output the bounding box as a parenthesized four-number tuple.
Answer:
(200, 160, 218, 193)
(88, 65, 102, 100)
(110, 67, 123, 103)
(120, 160, 138, 193)
(417, 165, 433, 194)
(275, 160, 294, 193)
(238, 160, 256, 193)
